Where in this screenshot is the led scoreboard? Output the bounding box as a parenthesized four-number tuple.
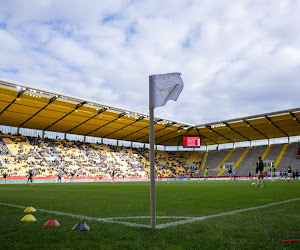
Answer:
(183, 136, 201, 148)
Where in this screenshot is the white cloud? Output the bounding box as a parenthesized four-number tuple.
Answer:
(0, 0, 300, 125)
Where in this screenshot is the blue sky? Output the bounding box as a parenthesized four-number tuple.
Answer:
(1, 0, 300, 124)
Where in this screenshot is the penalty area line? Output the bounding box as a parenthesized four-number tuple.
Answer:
(156, 197, 300, 229)
(0, 197, 299, 229)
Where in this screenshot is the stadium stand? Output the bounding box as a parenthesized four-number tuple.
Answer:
(297, 148, 300, 159)
(277, 142, 300, 170)
(195, 143, 300, 177)
(0, 133, 201, 178)
(199, 149, 231, 176)
(217, 147, 250, 176)
(1, 132, 300, 179)
(1, 79, 300, 184)
(0, 134, 46, 176)
(237, 145, 268, 175)
(263, 144, 283, 163)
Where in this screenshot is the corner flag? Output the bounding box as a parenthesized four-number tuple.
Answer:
(149, 73, 184, 109)
(149, 72, 184, 229)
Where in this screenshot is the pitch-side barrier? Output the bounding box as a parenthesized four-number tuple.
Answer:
(0, 176, 268, 184)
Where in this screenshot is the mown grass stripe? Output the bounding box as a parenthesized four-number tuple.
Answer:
(1, 197, 299, 229)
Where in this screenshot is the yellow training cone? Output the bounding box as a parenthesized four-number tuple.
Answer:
(24, 207, 36, 213)
(21, 214, 36, 222)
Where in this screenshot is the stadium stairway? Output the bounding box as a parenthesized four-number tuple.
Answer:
(216, 149, 235, 169)
(219, 147, 250, 176)
(262, 144, 284, 171)
(38, 138, 61, 165)
(200, 151, 208, 170)
(198, 149, 232, 176)
(274, 144, 288, 168)
(40, 138, 64, 165)
(235, 145, 267, 176)
(205, 149, 231, 169)
(277, 142, 300, 172)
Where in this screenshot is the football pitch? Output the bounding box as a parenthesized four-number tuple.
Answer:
(0, 180, 299, 249)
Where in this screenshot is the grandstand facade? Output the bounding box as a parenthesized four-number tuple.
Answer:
(1, 78, 300, 179)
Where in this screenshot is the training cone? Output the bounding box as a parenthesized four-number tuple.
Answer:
(24, 207, 36, 213)
(44, 219, 60, 226)
(21, 214, 36, 222)
(72, 222, 90, 231)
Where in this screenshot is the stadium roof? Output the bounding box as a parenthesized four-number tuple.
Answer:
(1, 78, 300, 146)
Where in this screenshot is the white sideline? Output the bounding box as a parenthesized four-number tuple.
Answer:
(0, 197, 299, 229)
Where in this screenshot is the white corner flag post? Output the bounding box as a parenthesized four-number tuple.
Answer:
(149, 72, 184, 229)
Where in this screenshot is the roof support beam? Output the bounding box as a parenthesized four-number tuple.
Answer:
(119, 119, 175, 142)
(18, 96, 58, 128)
(0, 89, 26, 116)
(243, 119, 269, 139)
(176, 136, 183, 146)
(265, 115, 289, 137)
(85, 112, 126, 137)
(137, 123, 180, 143)
(195, 107, 300, 127)
(75, 101, 86, 110)
(154, 126, 185, 144)
(65, 107, 107, 134)
(133, 120, 167, 141)
(43, 101, 86, 131)
(117, 124, 149, 140)
(151, 123, 178, 141)
(118, 120, 167, 141)
(289, 112, 300, 126)
(206, 125, 233, 143)
(223, 122, 250, 142)
(195, 127, 217, 145)
(102, 116, 145, 138)
(157, 127, 195, 145)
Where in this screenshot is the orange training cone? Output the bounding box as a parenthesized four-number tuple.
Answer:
(44, 219, 60, 226)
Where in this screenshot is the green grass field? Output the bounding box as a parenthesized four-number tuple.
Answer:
(0, 180, 299, 249)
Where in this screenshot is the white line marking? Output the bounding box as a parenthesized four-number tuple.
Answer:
(156, 197, 300, 229)
(106, 216, 191, 220)
(0, 197, 299, 229)
(0, 202, 150, 228)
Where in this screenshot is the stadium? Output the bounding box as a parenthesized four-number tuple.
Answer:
(1, 1, 300, 248)
(0, 78, 299, 249)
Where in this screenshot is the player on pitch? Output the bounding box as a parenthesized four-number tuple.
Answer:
(26, 170, 34, 185)
(228, 165, 233, 183)
(203, 168, 208, 183)
(287, 166, 293, 182)
(256, 156, 265, 187)
(270, 163, 276, 183)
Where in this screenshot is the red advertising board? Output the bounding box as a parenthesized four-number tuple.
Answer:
(183, 136, 201, 148)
